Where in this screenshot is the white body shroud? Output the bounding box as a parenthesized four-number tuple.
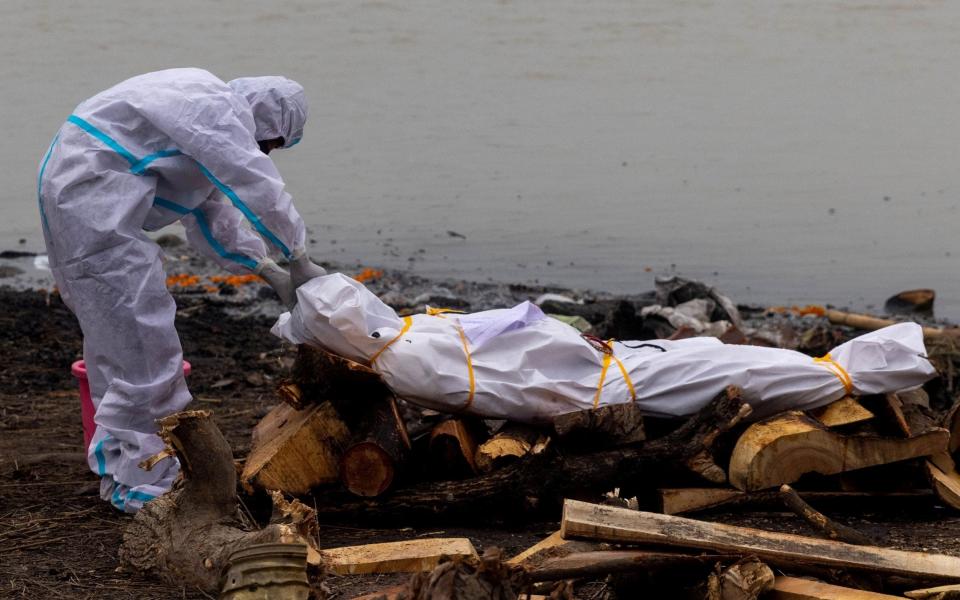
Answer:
(273, 274, 937, 423)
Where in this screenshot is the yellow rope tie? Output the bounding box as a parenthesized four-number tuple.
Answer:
(814, 353, 854, 396)
(456, 325, 476, 411)
(425, 307, 475, 410)
(593, 339, 637, 407)
(368, 316, 413, 367)
(425, 306, 466, 317)
(611, 352, 637, 402)
(593, 351, 614, 409)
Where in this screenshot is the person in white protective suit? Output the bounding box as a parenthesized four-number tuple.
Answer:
(36, 68, 327, 513)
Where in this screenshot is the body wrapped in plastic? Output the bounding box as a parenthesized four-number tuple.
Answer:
(272, 274, 937, 423)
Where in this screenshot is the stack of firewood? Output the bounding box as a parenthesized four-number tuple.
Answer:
(125, 343, 960, 597)
(242, 345, 960, 524)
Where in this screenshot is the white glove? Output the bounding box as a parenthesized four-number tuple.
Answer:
(257, 260, 295, 308)
(290, 251, 327, 290)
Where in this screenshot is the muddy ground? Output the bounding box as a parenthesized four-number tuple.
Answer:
(4, 281, 960, 599)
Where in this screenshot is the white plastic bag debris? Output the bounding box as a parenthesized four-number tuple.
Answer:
(272, 274, 937, 423)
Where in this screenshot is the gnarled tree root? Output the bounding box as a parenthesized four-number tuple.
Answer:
(119, 410, 302, 592)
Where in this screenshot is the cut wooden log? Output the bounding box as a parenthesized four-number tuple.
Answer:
(560, 499, 960, 581)
(925, 453, 960, 511)
(318, 538, 478, 574)
(290, 344, 391, 404)
(429, 419, 481, 477)
(475, 423, 546, 474)
(339, 396, 411, 497)
(242, 401, 351, 494)
(505, 531, 603, 567)
(658, 487, 933, 515)
(810, 397, 873, 428)
(706, 557, 774, 600)
(308, 386, 751, 521)
(528, 550, 723, 582)
(770, 576, 903, 599)
(119, 411, 304, 592)
(728, 411, 948, 491)
(906, 583, 960, 599)
(778, 484, 874, 545)
(552, 402, 646, 446)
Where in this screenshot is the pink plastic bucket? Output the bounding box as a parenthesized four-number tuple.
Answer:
(71, 359, 191, 452)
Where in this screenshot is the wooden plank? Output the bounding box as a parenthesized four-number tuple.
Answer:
(770, 575, 903, 599)
(659, 487, 744, 515)
(926, 454, 960, 512)
(560, 499, 960, 581)
(505, 531, 601, 567)
(810, 397, 873, 428)
(658, 487, 934, 515)
(318, 538, 478, 575)
(906, 583, 960, 599)
(528, 550, 721, 582)
(728, 411, 948, 491)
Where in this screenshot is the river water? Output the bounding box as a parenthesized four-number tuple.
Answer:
(3, 1, 960, 317)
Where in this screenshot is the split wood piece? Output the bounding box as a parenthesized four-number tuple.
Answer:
(810, 397, 873, 428)
(505, 531, 603, 568)
(899, 388, 931, 408)
(242, 401, 351, 494)
(308, 386, 751, 521)
(906, 583, 960, 599)
(881, 393, 912, 437)
(560, 499, 960, 581)
(728, 410, 948, 491)
(778, 484, 874, 545)
(658, 487, 934, 516)
(925, 453, 960, 512)
(943, 400, 960, 455)
(706, 557, 774, 600)
(429, 418, 481, 477)
(770, 576, 903, 599)
(475, 423, 547, 474)
(528, 550, 724, 583)
(880, 396, 940, 440)
(119, 411, 303, 592)
(318, 538, 478, 575)
(340, 395, 411, 497)
(290, 344, 392, 407)
(276, 382, 304, 410)
(552, 402, 646, 447)
(824, 309, 957, 339)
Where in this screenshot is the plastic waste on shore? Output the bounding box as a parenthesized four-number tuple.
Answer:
(33, 254, 50, 271)
(272, 274, 936, 423)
